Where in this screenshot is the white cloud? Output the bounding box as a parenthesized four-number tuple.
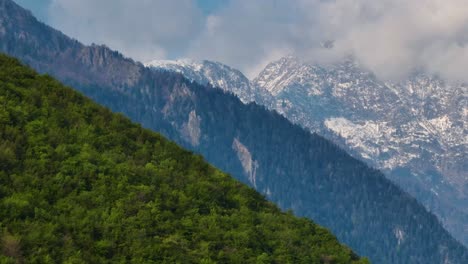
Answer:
(309, 0, 468, 81)
(186, 0, 300, 77)
(48, 0, 205, 61)
(47, 0, 468, 81)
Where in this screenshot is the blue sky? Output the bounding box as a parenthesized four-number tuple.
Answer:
(196, 0, 228, 15)
(14, 0, 50, 21)
(14, 0, 228, 22)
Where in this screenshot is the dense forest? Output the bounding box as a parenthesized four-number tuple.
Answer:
(0, 54, 369, 263)
(1, 0, 467, 263)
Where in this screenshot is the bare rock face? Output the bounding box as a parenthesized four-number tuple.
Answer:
(232, 138, 258, 187)
(182, 110, 201, 146)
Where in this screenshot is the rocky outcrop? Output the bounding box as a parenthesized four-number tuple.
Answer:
(232, 138, 258, 187)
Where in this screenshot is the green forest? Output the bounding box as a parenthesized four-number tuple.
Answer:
(0, 54, 368, 263)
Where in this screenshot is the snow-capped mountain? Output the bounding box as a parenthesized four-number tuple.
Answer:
(145, 59, 263, 104)
(255, 56, 466, 179)
(145, 56, 467, 246)
(253, 56, 467, 246)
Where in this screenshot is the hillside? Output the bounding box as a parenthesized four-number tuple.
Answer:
(1, 1, 467, 263)
(0, 54, 368, 263)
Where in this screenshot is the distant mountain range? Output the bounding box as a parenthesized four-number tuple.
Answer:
(1, 0, 467, 263)
(147, 55, 468, 247)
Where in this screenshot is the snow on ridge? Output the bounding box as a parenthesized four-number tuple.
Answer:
(145, 58, 259, 104)
(145, 58, 198, 69)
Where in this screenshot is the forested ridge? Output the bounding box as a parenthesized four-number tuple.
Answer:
(0, 54, 368, 263)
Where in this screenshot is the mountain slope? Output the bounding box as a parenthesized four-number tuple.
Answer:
(0, 54, 368, 263)
(1, 1, 467, 263)
(252, 56, 468, 246)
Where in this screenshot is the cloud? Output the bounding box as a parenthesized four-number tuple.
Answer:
(309, 0, 468, 81)
(186, 0, 302, 77)
(48, 0, 205, 61)
(47, 0, 468, 81)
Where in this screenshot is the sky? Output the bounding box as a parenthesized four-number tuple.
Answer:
(15, 0, 228, 22)
(14, 0, 51, 22)
(13, 0, 468, 81)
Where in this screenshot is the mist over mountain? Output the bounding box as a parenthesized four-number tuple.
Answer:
(1, 1, 467, 263)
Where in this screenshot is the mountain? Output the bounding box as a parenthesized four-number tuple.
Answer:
(0, 54, 369, 263)
(147, 56, 468, 246)
(252, 56, 468, 246)
(1, 1, 468, 263)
